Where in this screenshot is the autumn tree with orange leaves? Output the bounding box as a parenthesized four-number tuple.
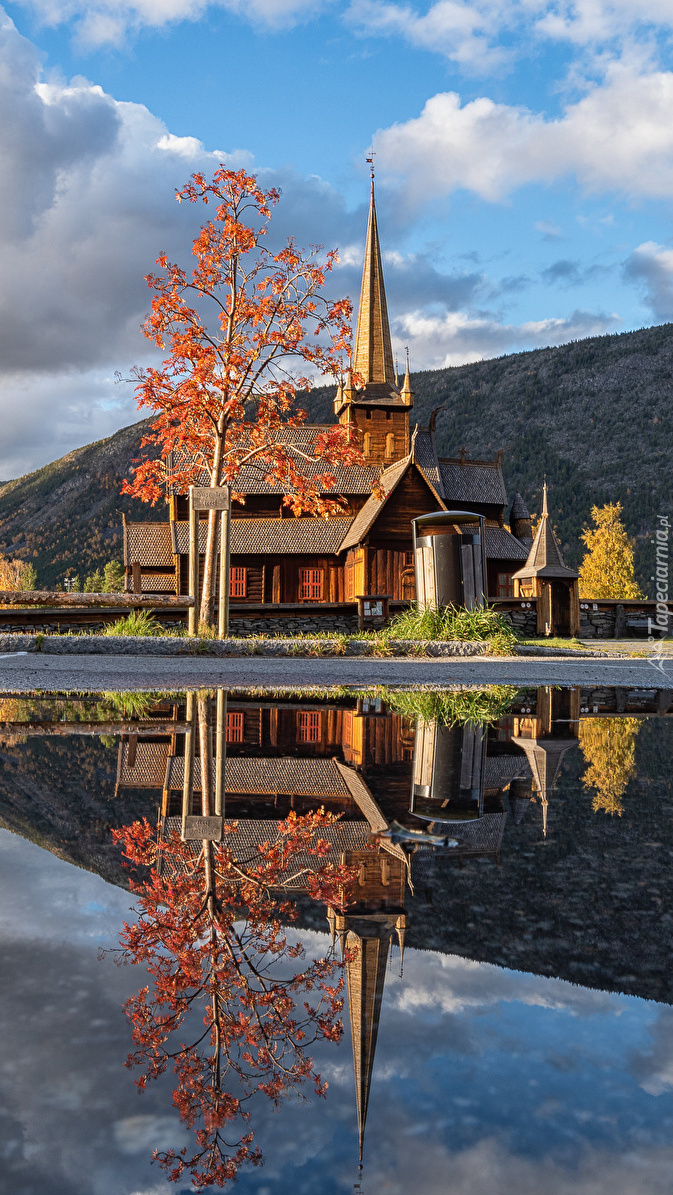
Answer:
(110, 809, 355, 1189)
(123, 167, 365, 628)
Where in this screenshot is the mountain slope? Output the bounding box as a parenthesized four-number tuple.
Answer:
(0, 420, 154, 586)
(2, 323, 672, 588)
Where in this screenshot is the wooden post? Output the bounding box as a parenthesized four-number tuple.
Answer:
(215, 689, 226, 816)
(181, 692, 195, 838)
(218, 506, 230, 639)
(188, 487, 199, 636)
(132, 561, 141, 594)
(569, 581, 580, 637)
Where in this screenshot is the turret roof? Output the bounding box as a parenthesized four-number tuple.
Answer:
(512, 483, 579, 580)
(510, 491, 530, 520)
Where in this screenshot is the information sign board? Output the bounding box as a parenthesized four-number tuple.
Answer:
(191, 487, 230, 511)
(182, 815, 224, 841)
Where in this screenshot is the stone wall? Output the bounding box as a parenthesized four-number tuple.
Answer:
(229, 613, 360, 637)
(580, 601, 673, 638)
(498, 606, 538, 637)
(0, 616, 182, 634)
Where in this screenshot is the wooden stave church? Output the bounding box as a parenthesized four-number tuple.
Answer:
(123, 175, 533, 609)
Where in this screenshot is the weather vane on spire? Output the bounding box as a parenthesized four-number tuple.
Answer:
(366, 149, 375, 178)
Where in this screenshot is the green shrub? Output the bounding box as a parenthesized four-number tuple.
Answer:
(381, 686, 520, 726)
(103, 560, 125, 592)
(385, 603, 519, 652)
(84, 568, 105, 592)
(102, 610, 162, 637)
(19, 563, 37, 590)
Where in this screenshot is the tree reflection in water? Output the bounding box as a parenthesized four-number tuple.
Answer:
(110, 811, 355, 1188)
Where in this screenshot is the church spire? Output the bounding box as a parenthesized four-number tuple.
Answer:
(346, 924, 391, 1167)
(400, 346, 414, 408)
(352, 170, 396, 389)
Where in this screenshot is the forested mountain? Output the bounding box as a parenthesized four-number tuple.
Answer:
(0, 420, 153, 587)
(2, 322, 672, 588)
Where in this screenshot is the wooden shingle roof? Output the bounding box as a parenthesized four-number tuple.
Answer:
(162, 817, 373, 885)
(230, 517, 353, 555)
(411, 427, 444, 496)
(117, 740, 170, 788)
(483, 526, 529, 561)
(165, 755, 355, 797)
(438, 459, 508, 506)
(169, 429, 380, 496)
(170, 517, 353, 556)
(123, 522, 174, 567)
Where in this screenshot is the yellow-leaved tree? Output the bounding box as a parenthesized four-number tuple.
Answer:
(578, 503, 642, 599)
(578, 716, 640, 816)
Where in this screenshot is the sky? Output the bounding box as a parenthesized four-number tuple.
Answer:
(4, 2, 673, 476)
(5, 825, 673, 1195)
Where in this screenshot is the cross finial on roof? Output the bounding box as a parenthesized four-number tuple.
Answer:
(459, 445, 467, 462)
(542, 478, 549, 518)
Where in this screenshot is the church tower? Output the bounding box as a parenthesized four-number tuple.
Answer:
(334, 167, 413, 466)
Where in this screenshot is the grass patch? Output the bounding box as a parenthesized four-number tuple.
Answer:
(521, 636, 587, 650)
(385, 603, 519, 655)
(380, 686, 521, 725)
(102, 610, 163, 637)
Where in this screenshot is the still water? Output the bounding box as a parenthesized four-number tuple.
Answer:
(2, 685, 673, 1194)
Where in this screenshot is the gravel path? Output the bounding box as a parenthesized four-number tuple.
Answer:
(1, 652, 672, 691)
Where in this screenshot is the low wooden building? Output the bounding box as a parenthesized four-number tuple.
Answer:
(123, 175, 532, 609)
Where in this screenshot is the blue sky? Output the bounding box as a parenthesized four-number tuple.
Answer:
(3, 0, 673, 475)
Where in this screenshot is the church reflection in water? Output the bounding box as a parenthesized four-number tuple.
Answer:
(108, 683, 668, 1174)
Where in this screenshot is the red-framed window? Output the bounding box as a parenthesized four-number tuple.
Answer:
(230, 567, 247, 598)
(226, 711, 244, 742)
(299, 568, 323, 600)
(497, 572, 514, 598)
(297, 711, 321, 742)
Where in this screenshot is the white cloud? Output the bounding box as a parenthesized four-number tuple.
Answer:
(13, 0, 673, 59)
(536, 0, 673, 46)
(535, 219, 564, 240)
(394, 306, 618, 368)
(114, 1115, 187, 1155)
(350, 0, 673, 69)
(623, 240, 673, 319)
(12, 0, 327, 44)
(0, 11, 351, 475)
(373, 63, 673, 207)
(345, 0, 511, 71)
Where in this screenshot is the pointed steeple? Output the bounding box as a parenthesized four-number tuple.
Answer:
(395, 913, 406, 976)
(346, 922, 392, 1166)
(511, 735, 578, 841)
(512, 481, 579, 582)
(352, 172, 396, 389)
(400, 346, 414, 408)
